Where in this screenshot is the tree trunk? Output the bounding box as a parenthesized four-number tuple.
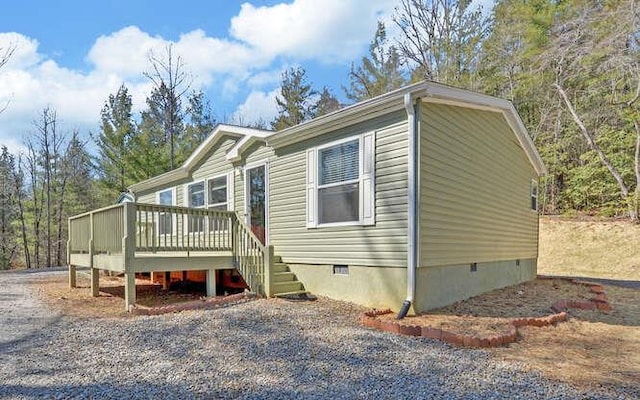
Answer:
(555, 83, 631, 199)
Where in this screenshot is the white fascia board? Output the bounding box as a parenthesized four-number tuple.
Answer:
(267, 82, 428, 148)
(130, 124, 272, 193)
(226, 135, 268, 163)
(129, 168, 189, 193)
(183, 124, 271, 170)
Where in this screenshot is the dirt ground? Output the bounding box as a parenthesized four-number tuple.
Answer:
(376, 277, 640, 391)
(32, 272, 205, 319)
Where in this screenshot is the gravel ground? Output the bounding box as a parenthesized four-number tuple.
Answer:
(0, 269, 637, 400)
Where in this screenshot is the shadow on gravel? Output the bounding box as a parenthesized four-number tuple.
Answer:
(0, 316, 63, 354)
(0, 382, 197, 399)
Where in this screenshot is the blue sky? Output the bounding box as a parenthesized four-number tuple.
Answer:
(0, 0, 493, 153)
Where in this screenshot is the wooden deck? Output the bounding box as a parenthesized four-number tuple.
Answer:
(67, 202, 274, 311)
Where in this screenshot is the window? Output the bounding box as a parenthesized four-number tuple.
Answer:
(157, 189, 174, 235)
(530, 179, 538, 211)
(318, 139, 360, 224)
(187, 182, 205, 233)
(208, 176, 227, 211)
(306, 133, 375, 228)
(208, 175, 228, 231)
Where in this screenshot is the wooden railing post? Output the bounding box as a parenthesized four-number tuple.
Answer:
(89, 212, 98, 297)
(264, 245, 274, 297)
(122, 202, 137, 311)
(67, 216, 75, 288)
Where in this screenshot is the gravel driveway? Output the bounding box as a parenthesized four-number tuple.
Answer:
(0, 269, 636, 400)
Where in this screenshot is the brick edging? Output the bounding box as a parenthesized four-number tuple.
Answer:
(130, 292, 257, 316)
(361, 278, 612, 348)
(538, 276, 613, 312)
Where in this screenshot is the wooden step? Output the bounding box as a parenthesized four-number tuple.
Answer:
(272, 271, 296, 283)
(273, 255, 283, 263)
(273, 289, 309, 298)
(272, 263, 289, 273)
(272, 281, 304, 294)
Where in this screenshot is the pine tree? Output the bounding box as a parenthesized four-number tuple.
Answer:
(344, 21, 406, 102)
(97, 84, 135, 195)
(271, 67, 317, 130)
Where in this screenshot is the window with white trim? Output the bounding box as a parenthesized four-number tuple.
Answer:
(208, 175, 228, 232)
(207, 176, 227, 211)
(530, 179, 538, 212)
(158, 189, 174, 235)
(306, 132, 375, 227)
(187, 181, 205, 233)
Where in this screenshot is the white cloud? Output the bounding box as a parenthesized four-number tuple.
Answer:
(0, 1, 399, 151)
(232, 89, 280, 126)
(87, 26, 165, 78)
(230, 0, 397, 63)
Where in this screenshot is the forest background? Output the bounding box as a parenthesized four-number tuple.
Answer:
(0, 0, 638, 269)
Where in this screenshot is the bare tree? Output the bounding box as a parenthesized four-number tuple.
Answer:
(545, 0, 640, 220)
(0, 44, 16, 114)
(143, 44, 191, 169)
(393, 0, 488, 87)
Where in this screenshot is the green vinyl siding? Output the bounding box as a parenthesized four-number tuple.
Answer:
(419, 102, 538, 267)
(269, 111, 408, 267)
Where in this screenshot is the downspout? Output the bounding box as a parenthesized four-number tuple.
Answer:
(397, 92, 419, 319)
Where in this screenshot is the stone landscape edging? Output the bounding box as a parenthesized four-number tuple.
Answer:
(361, 277, 613, 348)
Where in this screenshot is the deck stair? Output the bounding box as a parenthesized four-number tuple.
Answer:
(270, 256, 308, 297)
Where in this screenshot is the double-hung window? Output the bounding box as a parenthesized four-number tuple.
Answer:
(208, 176, 227, 211)
(208, 175, 228, 231)
(306, 132, 375, 227)
(187, 181, 205, 233)
(157, 189, 174, 235)
(530, 179, 538, 212)
(318, 139, 360, 224)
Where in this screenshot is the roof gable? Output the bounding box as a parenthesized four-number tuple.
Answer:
(129, 124, 271, 192)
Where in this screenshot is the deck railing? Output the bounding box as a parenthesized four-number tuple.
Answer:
(67, 202, 272, 296)
(231, 215, 272, 297)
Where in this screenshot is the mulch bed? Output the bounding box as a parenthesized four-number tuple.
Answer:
(362, 277, 612, 348)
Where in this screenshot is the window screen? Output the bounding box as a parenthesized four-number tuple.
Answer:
(318, 139, 360, 224)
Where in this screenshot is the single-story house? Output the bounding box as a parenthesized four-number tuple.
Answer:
(68, 81, 546, 316)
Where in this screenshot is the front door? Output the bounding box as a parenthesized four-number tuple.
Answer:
(245, 164, 267, 244)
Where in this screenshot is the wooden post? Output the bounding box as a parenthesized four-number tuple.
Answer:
(124, 272, 136, 311)
(122, 202, 137, 312)
(91, 267, 99, 297)
(67, 217, 73, 288)
(206, 268, 217, 297)
(69, 265, 77, 288)
(264, 245, 274, 297)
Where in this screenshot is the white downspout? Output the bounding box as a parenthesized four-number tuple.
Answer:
(397, 92, 419, 319)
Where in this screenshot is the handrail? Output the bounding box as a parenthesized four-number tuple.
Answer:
(68, 202, 272, 296)
(231, 214, 270, 296)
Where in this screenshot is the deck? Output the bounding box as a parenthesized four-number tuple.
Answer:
(67, 202, 274, 310)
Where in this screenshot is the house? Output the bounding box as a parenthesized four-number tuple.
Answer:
(67, 81, 546, 315)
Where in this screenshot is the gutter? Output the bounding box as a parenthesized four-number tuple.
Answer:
(397, 92, 420, 319)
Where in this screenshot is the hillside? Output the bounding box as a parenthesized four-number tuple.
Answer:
(538, 217, 640, 281)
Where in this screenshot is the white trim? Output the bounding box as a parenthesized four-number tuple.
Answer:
(156, 187, 176, 237)
(244, 161, 270, 245)
(130, 124, 271, 193)
(530, 179, 539, 212)
(185, 180, 206, 234)
(267, 81, 546, 177)
(156, 187, 176, 205)
(311, 133, 375, 228)
(206, 173, 228, 210)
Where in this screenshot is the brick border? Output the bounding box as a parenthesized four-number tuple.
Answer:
(361, 277, 612, 348)
(130, 292, 257, 316)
